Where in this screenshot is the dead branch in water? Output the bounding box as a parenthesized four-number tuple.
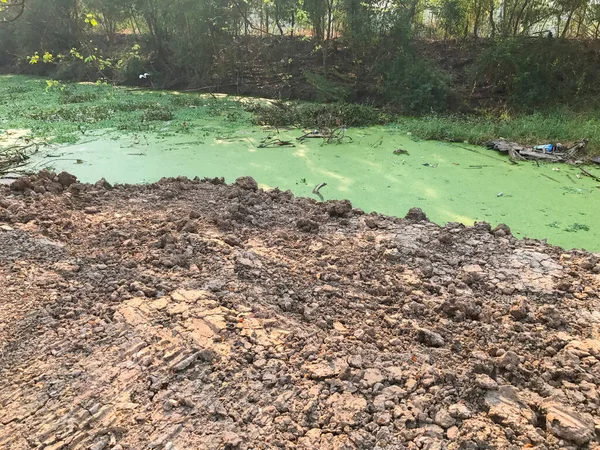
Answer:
(580, 167, 600, 182)
(0, 141, 43, 175)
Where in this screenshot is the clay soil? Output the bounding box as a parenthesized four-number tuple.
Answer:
(1, 171, 600, 450)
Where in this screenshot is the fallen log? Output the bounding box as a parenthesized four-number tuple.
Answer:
(486, 138, 589, 164)
(519, 150, 565, 162)
(486, 139, 528, 154)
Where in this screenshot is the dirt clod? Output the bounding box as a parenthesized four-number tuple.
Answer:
(234, 176, 258, 191)
(57, 171, 78, 187)
(326, 199, 353, 217)
(404, 207, 428, 222)
(296, 217, 319, 232)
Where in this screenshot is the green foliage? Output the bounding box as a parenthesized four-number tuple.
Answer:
(52, 133, 79, 144)
(59, 89, 99, 104)
(565, 223, 590, 232)
(435, 0, 466, 38)
(29, 104, 116, 123)
(303, 71, 350, 102)
(393, 111, 600, 154)
(0, 75, 255, 145)
(472, 39, 600, 110)
(112, 99, 161, 112)
(141, 105, 174, 121)
(380, 48, 455, 114)
(3, 0, 600, 118)
(45, 80, 66, 92)
(245, 101, 390, 127)
(4, 84, 31, 94)
(169, 95, 203, 108)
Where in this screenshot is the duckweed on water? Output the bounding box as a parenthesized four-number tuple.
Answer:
(0, 75, 251, 144)
(565, 223, 590, 232)
(3, 75, 600, 251)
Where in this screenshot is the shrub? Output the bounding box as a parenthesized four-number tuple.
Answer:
(245, 101, 390, 128)
(141, 105, 174, 121)
(59, 89, 98, 104)
(470, 38, 600, 110)
(28, 105, 115, 123)
(379, 48, 456, 114)
(303, 71, 351, 103)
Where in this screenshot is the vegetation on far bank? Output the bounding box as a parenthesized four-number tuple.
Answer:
(2, 75, 600, 156)
(3, 0, 600, 161)
(4, 1, 600, 116)
(394, 113, 600, 154)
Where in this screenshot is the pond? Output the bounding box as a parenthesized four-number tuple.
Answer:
(19, 125, 600, 252)
(1, 76, 599, 251)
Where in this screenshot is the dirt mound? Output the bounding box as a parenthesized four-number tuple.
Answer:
(1, 173, 599, 450)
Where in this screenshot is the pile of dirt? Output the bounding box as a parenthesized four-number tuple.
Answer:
(1, 172, 599, 450)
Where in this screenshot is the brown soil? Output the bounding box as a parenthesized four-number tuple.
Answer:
(1, 171, 600, 450)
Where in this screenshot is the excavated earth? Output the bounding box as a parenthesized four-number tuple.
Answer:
(1, 171, 600, 450)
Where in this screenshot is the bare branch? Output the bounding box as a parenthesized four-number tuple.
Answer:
(0, 0, 25, 23)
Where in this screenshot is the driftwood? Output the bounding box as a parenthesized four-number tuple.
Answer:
(258, 137, 295, 148)
(297, 130, 328, 141)
(580, 167, 600, 182)
(539, 173, 560, 183)
(508, 147, 526, 162)
(326, 128, 352, 144)
(487, 138, 587, 163)
(0, 141, 42, 175)
(486, 139, 528, 154)
(518, 150, 565, 162)
(297, 128, 351, 144)
(565, 139, 588, 157)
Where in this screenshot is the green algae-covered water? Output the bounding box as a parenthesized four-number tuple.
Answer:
(1, 75, 599, 251)
(23, 126, 600, 252)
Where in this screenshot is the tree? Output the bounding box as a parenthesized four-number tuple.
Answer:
(85, 0, 131, 41)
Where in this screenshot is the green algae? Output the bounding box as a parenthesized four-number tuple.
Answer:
(2, 75, 600, 251)
(24, 125, 600, 252)
(0, 75, 249, 144)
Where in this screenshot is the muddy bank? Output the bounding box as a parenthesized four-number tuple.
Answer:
(1, 172, 600, 450)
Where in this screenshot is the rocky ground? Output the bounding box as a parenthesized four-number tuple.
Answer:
(1, 171, 600, 450)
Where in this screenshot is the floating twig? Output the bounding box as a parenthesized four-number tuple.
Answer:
(539, 173, 560, 183)
(258, 137, 295, 148)
(580, 167, 600, 182)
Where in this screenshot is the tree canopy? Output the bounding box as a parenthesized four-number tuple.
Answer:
(3, 0, 600, 113)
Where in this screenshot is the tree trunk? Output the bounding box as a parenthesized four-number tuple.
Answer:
(561, 8, 575, 38)
(489, 0, 496, 37)
(265, 6, 269, 34)
(473, 4, 481, 37)
(407, 0, 419, 27)
(575, 5, 586, 37)
(291, 11, 295, 36)
(512, 0, 530, 36)
(275, 4, 284, 35)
